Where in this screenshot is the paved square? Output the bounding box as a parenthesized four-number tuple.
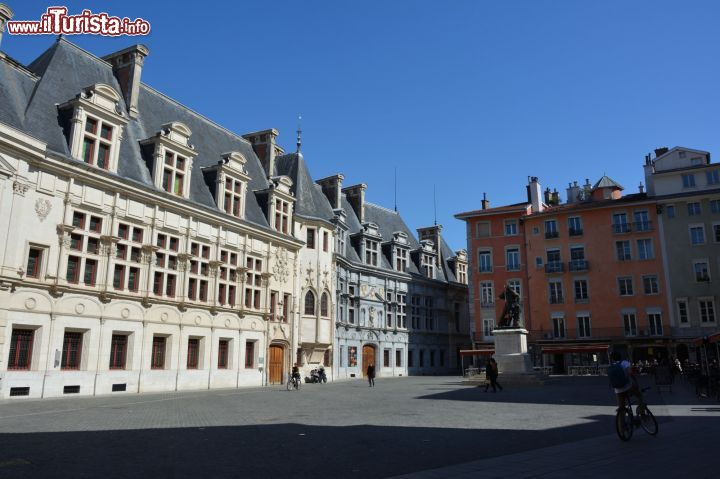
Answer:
(0, 376, 716, 478)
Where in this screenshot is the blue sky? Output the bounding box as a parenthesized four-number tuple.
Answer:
(4, 1, 720, 250)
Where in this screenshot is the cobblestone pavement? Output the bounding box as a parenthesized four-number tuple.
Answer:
(0, 375, 716, 478)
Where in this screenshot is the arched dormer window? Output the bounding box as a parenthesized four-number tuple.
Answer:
(320, 292, 329, 317)
(304, 290, 316, 315)
(140, 122, 196, 198)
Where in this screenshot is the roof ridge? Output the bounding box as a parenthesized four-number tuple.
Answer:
(365, 202, 398, 215)
(140, 84, 253, 147)
(57, 37, 114, 68)
(0, 53, 39, 80)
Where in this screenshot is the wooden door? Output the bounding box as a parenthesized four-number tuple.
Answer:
(269, 345, 284, 384)
(362, 345, 375, 377)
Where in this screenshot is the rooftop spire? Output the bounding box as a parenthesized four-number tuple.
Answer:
(296, 114, 302, 153)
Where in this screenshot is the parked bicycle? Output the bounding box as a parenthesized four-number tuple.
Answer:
(286, 372, 301, 391)
(616, 387, 658, 441)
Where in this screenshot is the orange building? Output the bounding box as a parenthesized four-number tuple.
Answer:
(456, 177, 671, 373)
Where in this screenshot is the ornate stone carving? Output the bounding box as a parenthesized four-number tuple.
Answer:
(34, 198, 52, 222)
(176, 253, 191, 272)
(208, 260, 222, 277)
(141, 244, 159, 264)
(13, 181, 29, 196)
(272, 247, 290, 284)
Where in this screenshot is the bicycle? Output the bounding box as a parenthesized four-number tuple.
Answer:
(286, 373, 301, 391)
(615, 387, 658, 441)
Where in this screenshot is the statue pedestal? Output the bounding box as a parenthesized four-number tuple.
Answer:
(493, 328, 533, 374)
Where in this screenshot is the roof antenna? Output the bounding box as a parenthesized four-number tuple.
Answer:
(394, 166, 398, 212)
(296, 114, 302, 153)
(433, 184, 437, 226)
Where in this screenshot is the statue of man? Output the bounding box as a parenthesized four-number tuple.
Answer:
(497, 284, 521, 328)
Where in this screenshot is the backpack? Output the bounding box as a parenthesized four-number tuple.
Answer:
(608, 362, 629, 388)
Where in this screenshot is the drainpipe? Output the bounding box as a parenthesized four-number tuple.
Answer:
(175, 324, 182, 391)
(92, 318, 105, 396)
(41, 313, 56, 398)
(137, 320, 146, 393)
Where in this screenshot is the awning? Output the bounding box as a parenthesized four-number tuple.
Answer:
(460, 349, 495, 357)
(541, 344, 610, 354)
(693, 333, 720, 346)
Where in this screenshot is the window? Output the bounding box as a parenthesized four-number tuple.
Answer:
(506, 248, 520, 271)
(552, 317, 566, 338)
(245, 341, 255, 368)
(109, 334, 127, 370)
(568, 217, 583, 236)
(348, 346, 357, 367)
(508, 279, 521, 297)
(616, 241, 631, 261)
(612, 213, 630, 233)
(699, 299, 716, 323)
(618, 277, 634, 296)
(218, 248, 238, 307)
(162, 151, 187, 196)
(682, 174, 696, 188)
(694, 261, 710, 282)
(690, 226, 705, 245)
(186, 338, 200, 369)
(26, 247, 44, 279)
(304, 290, 316, 315)
(408, 349, 414, 368)
(648, 313, 663, 336)
(666, 205, 675, 218)
(577, 315, 591, 338)
(397, 293, 407, 329)
(365, 240, 378, 266)
(430, 350, 436, 367)
(457, 262, 467, 284)
(244, 257, 262, 309)
(66, 256, 81, 283)
(306, 228, 316, 249)
(151, 336, 166, 369)
(8, 329, 34, 370)
(643, 276, 659, 295)
(569, 246, 586, 271)
(67, 211, 103, 287)
(623, 313, 637, 336)
(419, 350, 425, 367)
(637, 239, 654, 260)
(504, 220, 518, 236)
(81, 115, 114, 169)
(395, 349, 402, 367)
(422, 253, 435, 278)
(478, 250, 492, 272)
(323, 231, 329, 252)
(384, 349, 391, 368)
(223, 177, 245, 217)
(714, 224, 720, 243)
(544, 220, 558, 238)
(454, 303, 461, 332)
(475, 222, 490, 238)
(61, 331, 83, 370)
(574, 279, 588, 301)
(424, 297, 434, 330)
(546, 249, 562, 272)
(688, 202, 701, 216)
(480, 282, 494, 306)
(128, 267, 140, 292)
(633, 211, 650, 232)
(677, 299, 689, 324)
(706, 170, 720, 185)
(321, 292, 329, 317)
(711, 200, 720, 214)
(483, 319, 494, 337)
(218, 340, 229, 369)
(336, 228, 346, 255)
(548, 281, 563, 304)
(274, 199, 290, 234)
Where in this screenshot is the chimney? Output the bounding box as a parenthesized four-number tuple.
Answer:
(543, 187, 552, 205)
(654, 147, 669, 158)
(316, 174, 344, 209)
(527, 176, 543, 213)
(639, 182, 644, 194)
(566, 181, 580, 204)
(342, 184, 367, 223)
(481, 192, 490, 210)
(101, 44, 149, 118)
(417, 224, 443, 259)
(552, 188, 560, 205)
(242, 129, 281, 178)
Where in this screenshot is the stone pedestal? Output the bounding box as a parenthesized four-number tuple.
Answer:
(493, 328, 533, 374)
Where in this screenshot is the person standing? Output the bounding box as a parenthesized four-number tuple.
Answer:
(485, 358, 503, 392)
(367, 363, 376, 387)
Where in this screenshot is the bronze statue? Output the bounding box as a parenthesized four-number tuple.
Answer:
(497, 284, 521, 328)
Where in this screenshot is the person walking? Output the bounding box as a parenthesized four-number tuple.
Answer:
(484, 357, 503, 392)
(367, 363, 376, 387)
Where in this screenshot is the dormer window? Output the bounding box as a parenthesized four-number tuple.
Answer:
(395, 247, 408, 272)
(457, 262, 467, 284)
(163, 151, 186, 195)
(141, 122, 196, 199)
(422, 253, 435, 278)
(275, 199, 290, 233)
(260, 176, 294, 235)
(203, 152, 250, 219)
(59, 83, 127, 173)
(365, 239, 379, 266)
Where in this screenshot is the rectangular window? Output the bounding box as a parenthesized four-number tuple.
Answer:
(699, 299, 716, 323)
(283, 293, 291, 322)
(245, 341, 255, 368)
(714, 224, 720, 243)
(218, 339, 229, 369)
(616, 241, 631, 261)
(483, 318, 494, 338)
(66, 256, 80, 283)
(244, 257, 263, 309)
(574, 279, 588, 301)
(430, 350, 436, 367)
(480, 282, 494, 306)
(682, 174, 696, 188)
(395, 247, 408, 272)
(504, 220, 518, 236)
(109, 334, 128, 370)
(61, 331, 83, 370)
(633, 210, 651, 232)
(548, 281, 563, 304)
(306, 228, 316, 249)
(365, 240, 378, 266)
(643, 275, 659, 295)
(544, 220, 558, 238)
(546, 249, 562, 272)
(151, 336, 166, 369)
(187, 338, 200, 369)
(475, 222, 490, 238)
(612, 213, 630, 234)
(274, 199, 290, 234)
(128, 267, 140, 292)
(420, 350, 425, 367)
(577, 315, 591, 338)
(694, 261, 710, 282)
(690, 226, 706, 245)
(166, 274, 176, 297)
(677, 299, 689, 324)
(648, 313, 663, 336)
(568, 216, 583, 236)
(8, 329, 34, 370)
(153, 272, 163, 295)
(552, 317, 566, 338)
(688, 202, 701, 216)
(26, 247, 43, 279)
(711, 200, 720, 214)
(637, 239, 654, 260)
(666, 205, 675, 218)
(384, 349, 390, 368)
(395, 349, 402, 367)
(623, 313, 638, 336)
(408, 349, 414, 368)
(706, 170, 719, 185)
(618, 277, 634, 296)
(323, 231, 329, 252)
(348, 346, 357, 367)
(478, 250, 492, 272)
(506, 248, 520, 271)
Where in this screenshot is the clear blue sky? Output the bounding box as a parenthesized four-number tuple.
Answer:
(4, 1, 720, 250)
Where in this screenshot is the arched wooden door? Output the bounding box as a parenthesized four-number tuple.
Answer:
(362, 345, 376, 377)
(269, 345, 284, 384)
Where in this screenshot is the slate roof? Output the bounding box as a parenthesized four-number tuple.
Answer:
(593, 175, 623, 190)
(0, 56, 36, 130)
(275, 152, 335, 223)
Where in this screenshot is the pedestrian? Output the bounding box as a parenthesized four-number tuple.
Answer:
(367, 363, 376, 387)
(484, 358, 503, 392)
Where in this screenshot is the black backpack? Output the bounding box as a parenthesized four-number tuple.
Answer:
(608, 362, 629, 388)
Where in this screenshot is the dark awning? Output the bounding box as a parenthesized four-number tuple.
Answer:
(541, 344, 610, 354)
(693, 333, 720, 345)
(460, 349, 495, 356)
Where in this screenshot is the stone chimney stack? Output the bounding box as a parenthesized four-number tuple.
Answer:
(417, 224, 443, 260)
(342, 184, 367, 223)
(481, 192, 490, 210)
(0, 4, 14, 51)
(527, 176, 544, 213)
(242, 129, 281, 178)
(101, 44, 149, 118)
(654, 147, 669, 158)
(566, 181, 580, 204)
(316, 174, 345, 209)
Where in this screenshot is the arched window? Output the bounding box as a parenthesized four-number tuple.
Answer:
(304, 290, 315, 315)
(321, 292, 329, 317)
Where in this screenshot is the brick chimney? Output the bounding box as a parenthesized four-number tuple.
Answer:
(481, 192, 490, 210)
(242, 129, 281, 178)
(101, 44, 149, 118)
(654, 147, 669, 158)
(527, 176, 544, 213)
(316, 174, 344, 209)
(342, 184, 367, 223)
(0, 3, 13, 51)
(417, 224, 443, 260)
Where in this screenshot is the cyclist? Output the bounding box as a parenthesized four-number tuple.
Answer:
(609, 352, 646, 412)
(291, 363, 301, 387)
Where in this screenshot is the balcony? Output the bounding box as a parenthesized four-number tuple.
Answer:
(612, 223, 631, 234)
(506, 263, 521, 272)
(545, 231, 559, 239)
(480, 301, 495, 308)
(545, 261, 564, 273)
(633, 221, 653, 232)
(549, 294, 564, 304)
(568, 259, 589, 272)
(568, 228, 583, 237)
